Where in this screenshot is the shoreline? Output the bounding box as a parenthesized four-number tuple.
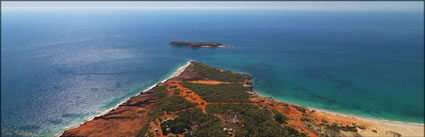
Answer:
(58, 61, 193, 137)
(251, 88, 424, 136)
(61, 61, 424, 137)
(122, 60, 425, 127)
(92, 60, 192, 119)
(88, 61, 192, 121)
(252, 90, 424, 126)
(309, 106, 424, 136)
(170, 61, 424, 127)
(309, 106, 424, 126)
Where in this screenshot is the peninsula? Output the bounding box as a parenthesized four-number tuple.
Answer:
(169, 41, 232, 48)
(61, 61, 424, 137)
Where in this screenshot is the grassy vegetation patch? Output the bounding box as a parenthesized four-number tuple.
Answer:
(136, 111, 161, 137)
(173, 89, 180, 95)
(339, 125, 358, 132)
(326, 123, 358, 133)
(192, 63, 246, 82)
(137, 86, 197, 137)
(293, 105, 307, 113)
(271, 109, 288, 124)
(161, 96, 197, 113)
(206, 104, 306, 137)
(181, 82, 249, 102)
(152, 86, 168, 101)
(161, 108, 227, 137)
(136, 120, 152, 137)
(325, 124, 340, 133)
(149, 95, 197, 116)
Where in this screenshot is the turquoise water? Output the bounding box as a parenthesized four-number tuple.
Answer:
(1, 8, 423, 136)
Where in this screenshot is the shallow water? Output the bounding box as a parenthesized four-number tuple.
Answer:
(1, 9, 423, 136)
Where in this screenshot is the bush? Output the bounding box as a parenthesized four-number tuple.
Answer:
(271, 109, 287, 124)
(325, 123, 358, 133)
(181, 82, 249, 102)
(136, 121, 151, 137)
(206, 104, 304, 137)
(173, 89, 180, 95)
(152, 86, 167, 100)
(283, 126, 307, 137)
(293, 105, 306, 113)
(326, 124, 340, 133)
(149, 95, 197, 116)
(136, 115, 160, 137)
(139, 95, 197, 137)
(161, 108, 227, 137)
(160, 96, 197, 112)
(192, 63, 247, 82)
(340, 125, 358, 132)
(148, 85, 169, 116)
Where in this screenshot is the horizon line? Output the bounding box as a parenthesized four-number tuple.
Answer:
(2, 1, 423, 11)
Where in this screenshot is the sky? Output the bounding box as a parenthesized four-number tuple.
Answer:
(1, 1, 424, 11)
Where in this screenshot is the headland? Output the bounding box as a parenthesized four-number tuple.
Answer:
(61, 61, 424, 137)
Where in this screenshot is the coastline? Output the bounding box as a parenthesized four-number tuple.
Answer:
(95, 60, 192, 117)
(59, 61, 193, 137)
(254, 91, 424, 126)
(312, 107, 424, 136)
(174, 62, 424, 128)
(61, 61, 424, 137)
(309, 106, 424, 126)
(311, 108, 424, 135)
(93, 60, 192, 119)
(251, 88, 424, 136)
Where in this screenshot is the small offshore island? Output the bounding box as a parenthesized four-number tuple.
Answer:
(62, 61, 423, 137)
(169, 41, 232, 48)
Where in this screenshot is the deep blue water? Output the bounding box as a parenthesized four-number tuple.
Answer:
(2, 9, 423, 136)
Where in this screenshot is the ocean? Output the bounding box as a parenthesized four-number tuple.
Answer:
(1, 8, 423, 136)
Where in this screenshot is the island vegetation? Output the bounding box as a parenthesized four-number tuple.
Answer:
(169, 41, 232, 48)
